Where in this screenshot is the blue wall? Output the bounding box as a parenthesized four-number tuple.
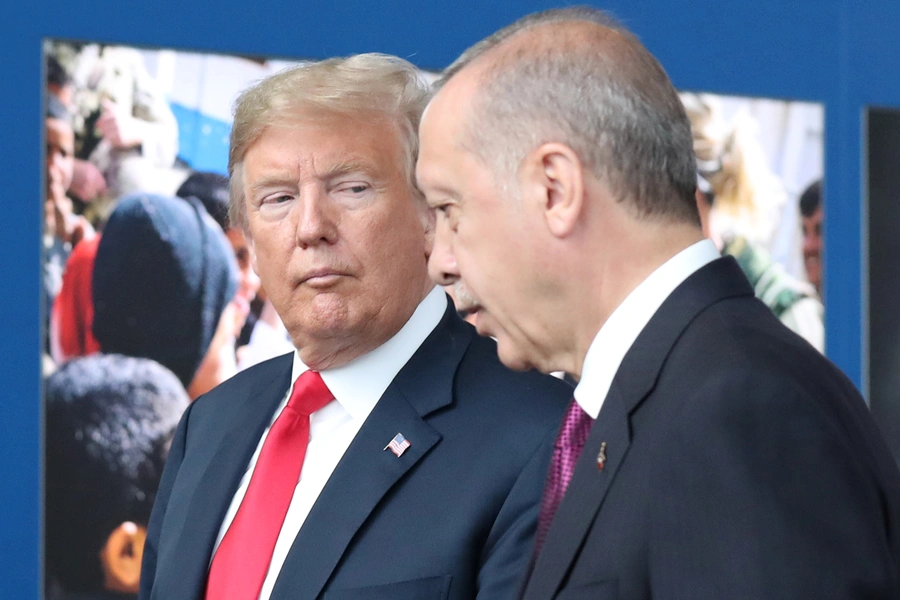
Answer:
(2, 0, 896, 596)
(171, 102, 231, 175)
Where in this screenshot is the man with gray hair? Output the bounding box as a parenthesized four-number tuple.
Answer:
(418, 7, 900, 599)
(139, 54, 570, 600)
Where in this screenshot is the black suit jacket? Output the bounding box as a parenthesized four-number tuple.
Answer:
(140, 301, 571, 600)
(522, 257, 900, 599)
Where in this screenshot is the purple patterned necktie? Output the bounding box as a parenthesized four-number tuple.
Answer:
(533, 399, 594, 557)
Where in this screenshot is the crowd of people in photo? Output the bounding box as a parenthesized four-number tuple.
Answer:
(43, 42, 297, 599)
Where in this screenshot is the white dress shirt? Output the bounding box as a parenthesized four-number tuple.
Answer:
(211, 286, 448, 600)
(575, 240, 720, 419)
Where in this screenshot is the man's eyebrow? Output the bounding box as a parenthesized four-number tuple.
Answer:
(247, 173, 297, 194)
(319, 158, 376, 180)
(247, 160, 378, 195)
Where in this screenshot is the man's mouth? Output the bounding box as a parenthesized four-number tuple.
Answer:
(299, 269, 348, 288)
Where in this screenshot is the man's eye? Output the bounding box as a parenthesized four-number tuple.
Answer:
(262, 194, 292, 205)
(339, 184, 369, 195)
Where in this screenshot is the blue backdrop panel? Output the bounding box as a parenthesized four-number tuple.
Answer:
(171, 102, 231, 176)
(2, 0, 897, 597)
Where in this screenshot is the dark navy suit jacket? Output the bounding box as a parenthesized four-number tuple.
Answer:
(522, 257, 900, 600)
(139, 301, 571, 600)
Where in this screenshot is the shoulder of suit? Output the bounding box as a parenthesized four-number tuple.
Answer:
(456, 333, 573, 413)
(192, 352, 293, 411)
(666, 299, 854, 408)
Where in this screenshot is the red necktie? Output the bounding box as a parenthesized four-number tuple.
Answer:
(205, 370, 334, 600)
(533, 399, 593, 557)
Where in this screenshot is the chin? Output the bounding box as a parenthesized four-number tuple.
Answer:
(495, 340, 536, 373)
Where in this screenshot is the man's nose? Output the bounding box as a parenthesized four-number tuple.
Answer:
(428, 221, 460, 286)
(294, 188, 338, 248)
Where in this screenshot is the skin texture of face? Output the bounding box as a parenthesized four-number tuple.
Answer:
(242, 112, 433, 370)
(802, 206, 823, 292)
(418, 76, 556, 372)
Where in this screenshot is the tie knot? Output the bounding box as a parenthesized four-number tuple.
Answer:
(287, 370, 334, 416)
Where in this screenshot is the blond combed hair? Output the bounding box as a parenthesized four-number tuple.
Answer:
(228, 53, 431, 230)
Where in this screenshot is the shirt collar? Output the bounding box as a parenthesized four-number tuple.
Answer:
(291, 286, 447, 421)
(575, 239, 720, 419)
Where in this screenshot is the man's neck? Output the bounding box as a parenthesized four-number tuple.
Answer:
(569, 222, 705, 375)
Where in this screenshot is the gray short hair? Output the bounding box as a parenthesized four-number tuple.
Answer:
(228, 53, 431, 230)
(440, 7, 699, 225)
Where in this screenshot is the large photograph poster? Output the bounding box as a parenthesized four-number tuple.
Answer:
(41, 40, 823, 598)
(42, 42, 308, 598)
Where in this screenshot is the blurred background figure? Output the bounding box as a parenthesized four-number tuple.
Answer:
(45, 354, 188, 600)
(46, 53, 108, 217)
(173, 171, 294, 369)
(175, 171, 260, 340)
(799, 179, 823, 293)
(46, 41, 182, 223)
(681, 92, 790, 254)
(91, 193, 238, 398)
(44, 94, 95, 375)
(46, 53, 75, 108)
(49, 233, 103, 365)
(44, 97, 77, 321)
(683, 93, 824, 352)
(695, 176, 824, 351)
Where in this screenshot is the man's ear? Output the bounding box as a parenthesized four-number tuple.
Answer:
(98, 521, 147, 594)
(519, 142, 585, 238)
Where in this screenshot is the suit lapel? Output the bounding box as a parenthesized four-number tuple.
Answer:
(270, 301, 472, 600)
(612, 257, 753, 414)
(522, 258, 754, 599)
(164, 354, 294, 600)
(269, 387, 443, 600)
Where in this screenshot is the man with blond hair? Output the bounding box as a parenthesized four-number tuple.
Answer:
(139, 54, 570, 600)
(418, 7, 900, 599)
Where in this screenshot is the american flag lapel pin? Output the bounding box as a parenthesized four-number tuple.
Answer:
(597, 442, 607, 472)
(384, 432, 411, 457)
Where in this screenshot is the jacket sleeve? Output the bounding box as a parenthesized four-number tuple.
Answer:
(476, 427, 557, 599)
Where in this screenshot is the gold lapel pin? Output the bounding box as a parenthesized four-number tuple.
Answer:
(597, 442, 607, 471)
